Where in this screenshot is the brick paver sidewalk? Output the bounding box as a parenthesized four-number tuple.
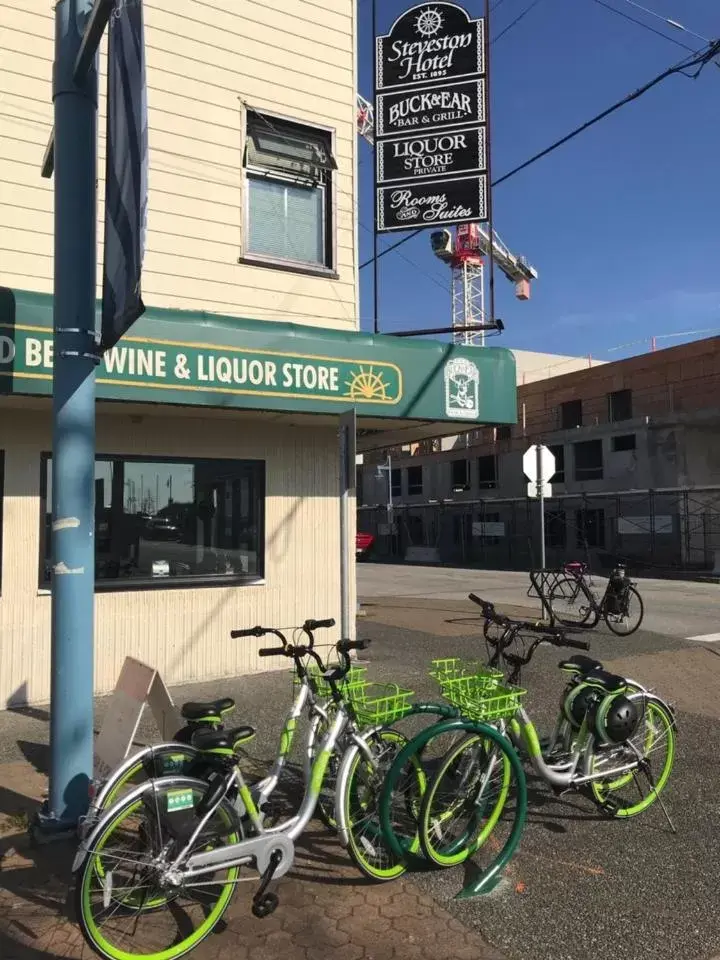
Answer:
(0, 761, 505, 960)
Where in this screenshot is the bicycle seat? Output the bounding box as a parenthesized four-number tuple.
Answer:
(558, 654, 603, 675)
(583, 668, 626, 693)
(181, 697, 235, 722)
(191, 725, 256, 753)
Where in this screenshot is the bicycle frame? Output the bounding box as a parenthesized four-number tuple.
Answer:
(505, 687, 670, 790)
(73, 698, 383, 881)
(81, 669, 329, 838)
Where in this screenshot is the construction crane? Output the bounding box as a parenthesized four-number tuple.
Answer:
(356, 93, 538, 347)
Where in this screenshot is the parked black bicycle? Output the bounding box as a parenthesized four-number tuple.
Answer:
(547, 560, 644, 636)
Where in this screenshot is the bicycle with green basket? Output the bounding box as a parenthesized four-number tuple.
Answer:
(418, 596, 677, 865)
(81, 617, 355, 838)
(381, 594, 675, 880)
(72, 636, 448, 959)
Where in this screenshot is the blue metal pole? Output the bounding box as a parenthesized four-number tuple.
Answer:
(41, 0, 99, 831)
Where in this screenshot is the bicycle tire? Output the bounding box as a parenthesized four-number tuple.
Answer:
(75, 777, 242, 960)
(418, 729, 522, 868)
(339, 728, 426, 882)
(590, 696, 675, 817)
(549, 577, 598, 628)
(603, 585, 644, 636)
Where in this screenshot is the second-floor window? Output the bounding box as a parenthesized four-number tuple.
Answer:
(244, 110, 336, 271)
(407, 465, 423, 496)
(451, 459, 470, 491)
(477, 455, 497, 489)
(391, 468, 401, 499)
(560, 399, 582, 429)
(608, 389, 632, 422)
(612, 434, 636, 452)
(574, 439, 603, 481)
(548, 444, 565, 483)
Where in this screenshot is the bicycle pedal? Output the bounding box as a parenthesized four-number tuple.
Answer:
(252, 892, 279, 918)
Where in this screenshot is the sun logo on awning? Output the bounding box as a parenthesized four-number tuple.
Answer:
(344, 366, 391, 401)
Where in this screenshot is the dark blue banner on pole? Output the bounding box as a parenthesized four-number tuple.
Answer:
(101, 0, 148, 352)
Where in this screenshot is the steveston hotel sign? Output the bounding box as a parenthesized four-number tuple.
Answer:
(374, 2, 488, 232)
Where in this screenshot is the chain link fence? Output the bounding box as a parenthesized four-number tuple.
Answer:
(358, 487, 720, 575)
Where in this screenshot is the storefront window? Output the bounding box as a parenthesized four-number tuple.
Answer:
(40, 455, 265, 588)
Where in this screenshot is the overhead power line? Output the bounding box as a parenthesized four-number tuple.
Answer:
(360, 37, 720, 271)
(616, 0, 711, 45)
(588, 0, 698, 55)
(493, 0, 546, 44)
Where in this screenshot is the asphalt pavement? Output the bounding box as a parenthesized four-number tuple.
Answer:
(358, 563, 720, 640)
(1, 579, 719, 960)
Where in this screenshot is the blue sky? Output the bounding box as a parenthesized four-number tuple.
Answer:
(357, 0, 720, 360)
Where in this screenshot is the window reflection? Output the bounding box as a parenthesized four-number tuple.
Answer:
(42, 456, 264, 586)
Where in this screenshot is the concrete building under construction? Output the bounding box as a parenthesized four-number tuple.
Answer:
(358, 337, 720, 574)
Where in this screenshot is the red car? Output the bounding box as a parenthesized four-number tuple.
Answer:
(356, 531, 375, 560)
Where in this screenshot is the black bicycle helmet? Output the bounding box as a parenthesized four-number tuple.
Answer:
(596, 694, 639, 744)
(563, 683, 596, 729)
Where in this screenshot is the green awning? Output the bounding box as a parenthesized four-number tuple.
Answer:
(0, 287, 516, 427)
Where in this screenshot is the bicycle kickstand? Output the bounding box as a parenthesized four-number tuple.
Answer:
(251, 850, 283, 918)
(638, 760, 677, 835)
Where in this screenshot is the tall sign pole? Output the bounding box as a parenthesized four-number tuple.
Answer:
(536, 443, 546, 570)
(339, 409, 357, 640)
(43, 0, 99, 832)
(37, 0, 148, 835)
(523, 443, 556, 574)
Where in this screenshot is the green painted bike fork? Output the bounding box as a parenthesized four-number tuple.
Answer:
(379, 717, 527, 899)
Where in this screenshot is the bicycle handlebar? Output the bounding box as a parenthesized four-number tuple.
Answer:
(469, 592, 589, 649)
(337, 638, 370, 653)
(230, 626, 266, 639)
(259, 646, 287, 657)
(304, 617, 335, 631)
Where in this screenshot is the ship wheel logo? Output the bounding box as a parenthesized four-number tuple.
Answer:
(415, 7, 444, 36)
(345, 366, 392, 402)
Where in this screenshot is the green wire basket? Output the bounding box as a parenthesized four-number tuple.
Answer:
(292, 660, 368, 697)
(440, 675, 526, 722)
(347, 681, 414, 726)
(429, 657, 503, 688)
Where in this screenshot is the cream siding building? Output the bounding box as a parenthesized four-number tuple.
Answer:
(0, 0, 517, 710)
(0, 0, 359, 706)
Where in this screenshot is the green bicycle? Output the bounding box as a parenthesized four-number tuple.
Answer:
(417, 596, 677, 868)
(80, 618, 350, 838)
(72, 638, 435, 959)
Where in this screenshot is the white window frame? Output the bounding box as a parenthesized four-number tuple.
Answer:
(241, 107, 337, 276)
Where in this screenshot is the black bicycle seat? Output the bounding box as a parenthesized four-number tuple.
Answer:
(181, 697, 235, 721)
(191, 725, 256, 753)
(558, 654, 603, 675)
(582, 668, 626, 693)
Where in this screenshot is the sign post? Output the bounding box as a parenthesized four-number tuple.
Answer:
(374, 2, 488, 234)
(338, 409, 357, 641)
(523, 444, 556, 571)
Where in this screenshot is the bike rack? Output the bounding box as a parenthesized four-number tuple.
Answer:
(527, 569, 565, 624)
(377, 704, 528, 899)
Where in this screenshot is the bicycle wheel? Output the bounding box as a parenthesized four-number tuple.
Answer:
(603, 585, 644, 636)
(419, 729, 522, 868)
(590, 697, 675, 818)
(340, 728, 426, 882)
(549, 577, 597, 627)
(75, 777, 243, 960)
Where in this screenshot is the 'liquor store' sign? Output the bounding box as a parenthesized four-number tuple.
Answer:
(377, 128, 486, 183)
(374, 2, 488, 235)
